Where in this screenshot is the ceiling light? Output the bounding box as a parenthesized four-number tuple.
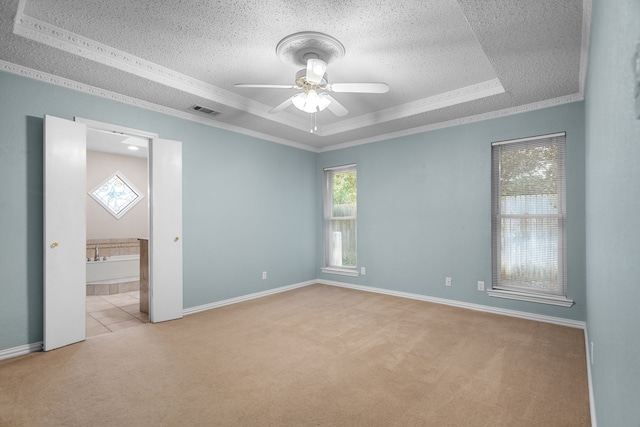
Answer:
(121, 136, 148, 148)
(127, 146, 139, 151)
(292, 89, 331, 113)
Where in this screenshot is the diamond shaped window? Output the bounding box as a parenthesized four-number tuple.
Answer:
(89, 170, 144, 219)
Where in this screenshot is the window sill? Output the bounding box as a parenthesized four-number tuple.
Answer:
(487, 289, 574, 307)
(321, 267, 359, 277)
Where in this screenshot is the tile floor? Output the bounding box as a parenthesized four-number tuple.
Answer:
(86, 291, 149, 337)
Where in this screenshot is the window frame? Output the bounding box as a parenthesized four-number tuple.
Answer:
(321, 164, 358, 277)
(88, 169, 144, 220)
(488, 132, 573, 307)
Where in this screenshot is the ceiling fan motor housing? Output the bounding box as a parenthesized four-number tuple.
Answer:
(295, 68, 328, 90)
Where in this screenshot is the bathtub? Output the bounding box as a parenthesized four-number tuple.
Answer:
(86, 254, 140, 285)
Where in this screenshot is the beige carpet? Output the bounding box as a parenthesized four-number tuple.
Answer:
(0, 284, 590, 426)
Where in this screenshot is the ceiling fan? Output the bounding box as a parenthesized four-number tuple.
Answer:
(234, 32, 389, 121)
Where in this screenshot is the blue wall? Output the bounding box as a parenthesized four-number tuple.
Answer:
(6, 4, 639, 421)
(0, 71, 317, 351)
(0, 68, 588, 355)
(318, 102, 586, 321)
(585, 0, 640, 424)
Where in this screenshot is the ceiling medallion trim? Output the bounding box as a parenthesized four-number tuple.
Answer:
(276, 32, 346, 68)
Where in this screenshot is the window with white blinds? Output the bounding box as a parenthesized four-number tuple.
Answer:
(490, 133, 572, 306)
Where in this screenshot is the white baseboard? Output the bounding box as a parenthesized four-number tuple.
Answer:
(182, 280, 317, 316)
(584, 328, 598, 427)
(0, 278, 590, 382)
(317, 279, 587, 329)
(0, 341, 42, 360)
(319, 279, 595, 424)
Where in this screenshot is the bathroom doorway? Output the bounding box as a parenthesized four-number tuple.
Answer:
(43, 115, 183, 351)
(84, 127, 150, 337)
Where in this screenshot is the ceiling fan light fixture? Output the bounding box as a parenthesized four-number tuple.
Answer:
(292, 89, 331, 113)
(240, 31, 388, 118)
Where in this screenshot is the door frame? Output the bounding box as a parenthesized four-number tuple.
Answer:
(77, 117, 157, 324)
(44, 116, 184, 350)
(76, 118, 183, 325)
(73, 116, 158, 314)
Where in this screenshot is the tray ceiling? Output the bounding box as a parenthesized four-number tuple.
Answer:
(0, 0, 588, 151)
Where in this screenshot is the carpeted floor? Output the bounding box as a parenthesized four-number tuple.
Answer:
(0, 284, 590, 426)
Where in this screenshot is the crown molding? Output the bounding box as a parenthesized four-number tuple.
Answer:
(12, 10, 310, 133)
(0, 60, 317, 152)
(1, 59, 583, 154)
(12, 7, 508, 139)
(318, 78, 504, 136)
(579, 0, 592, 95)
(320, 93, 584, 152)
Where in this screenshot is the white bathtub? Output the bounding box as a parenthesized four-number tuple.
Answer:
(86, 254, 140, 285)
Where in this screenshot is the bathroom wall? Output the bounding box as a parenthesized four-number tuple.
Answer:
(86, 150, 148, 240)
(85, 237, 140, 260)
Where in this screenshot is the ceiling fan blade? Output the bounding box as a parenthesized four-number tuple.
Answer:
(306, 58, 327, 84)
(269, 96, 293, 114)
(324, 94, 349, 116)
(329, 82, 390, 93)
(235, 84, 297, 89)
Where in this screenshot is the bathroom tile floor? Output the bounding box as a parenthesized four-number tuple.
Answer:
(86, 291, 149, 338)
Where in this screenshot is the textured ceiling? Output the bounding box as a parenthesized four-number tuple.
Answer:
(0, 0, 588, 151)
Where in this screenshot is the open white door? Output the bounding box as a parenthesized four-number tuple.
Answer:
(149, 138, 183, 323)
(43, 115, 87, 351)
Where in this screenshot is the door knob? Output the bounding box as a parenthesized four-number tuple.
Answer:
(50, 242, 59, 248)
(174, 237, 180, 242)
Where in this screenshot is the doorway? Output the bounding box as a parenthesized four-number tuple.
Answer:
(43, 115, 184, 351)
(84, 127, 150, 337)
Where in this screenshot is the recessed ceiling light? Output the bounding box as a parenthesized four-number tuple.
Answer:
(127, 146, 139, 151)
(121, 136, 148, 148)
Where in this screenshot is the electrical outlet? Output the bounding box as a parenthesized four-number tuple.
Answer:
(445, 277, 452, 287)
(262, 271, 267, 280)
(477, 281, 485, 291)
(360, 267, 366, 275)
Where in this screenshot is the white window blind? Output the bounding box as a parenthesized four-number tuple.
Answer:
(323, 164, 357, 271)
(491, 133, 567, 299)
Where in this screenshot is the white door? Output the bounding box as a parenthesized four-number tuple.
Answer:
(149, 138, 183, 323)
(43, 115, 87, 351)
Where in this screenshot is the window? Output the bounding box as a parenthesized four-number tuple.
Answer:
(322, 164, 358, 276)
(489, 133, 573, 307)
(89, 170, 144, 219)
